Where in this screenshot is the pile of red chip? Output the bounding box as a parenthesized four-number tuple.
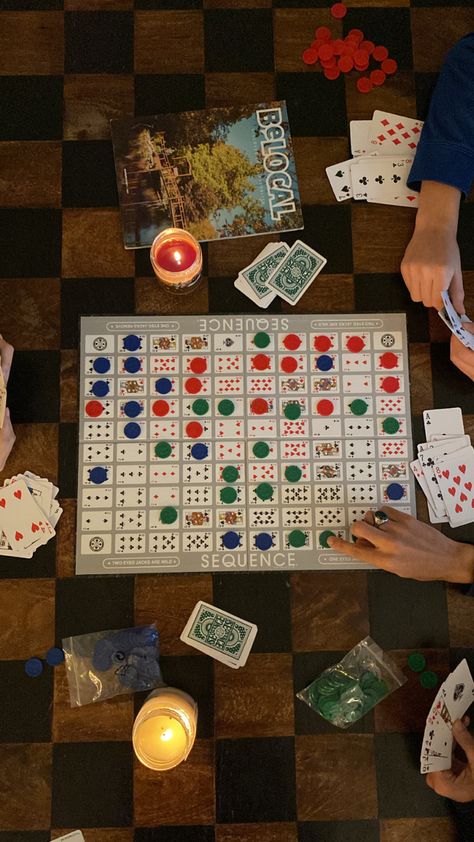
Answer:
(302, 20, 398, 93)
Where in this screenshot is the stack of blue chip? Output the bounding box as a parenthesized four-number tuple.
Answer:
(92, 625, 161, 691)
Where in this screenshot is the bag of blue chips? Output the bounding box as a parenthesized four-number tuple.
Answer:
(297, 636, 407, 729)
(63, 623, 164, 707)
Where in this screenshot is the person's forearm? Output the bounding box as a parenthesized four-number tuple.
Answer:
(415, 181, 461, 232)
(453, 542, 474, 585)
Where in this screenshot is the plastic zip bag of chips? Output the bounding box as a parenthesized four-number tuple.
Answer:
(297, 636, 407, 728)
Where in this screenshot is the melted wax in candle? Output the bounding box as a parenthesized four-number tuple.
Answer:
(155, 240, 197, 272)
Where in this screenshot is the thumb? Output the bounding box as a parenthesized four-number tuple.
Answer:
(450, 269, 465, 315)
(453, 720, 474, 765)
(462, 321, 474, 335)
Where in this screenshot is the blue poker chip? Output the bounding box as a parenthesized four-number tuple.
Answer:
(88, 466, 108, 484)
(123, 356, 141, 374)
(91, 380, 109, 397)
(255, 532, 273, 551)
(123, 400, 142, 418)
(46, 647, 65, 667)
(316, 354, 334, 372)
(386, 482, 404, 501)
(124, 422, 141, 439)
(222, 530, 240, 550)
(123, 334, 141, 352)
(92, 637, 116, 671)
(93, 356, 111, 374)
(155, 377, 172, 395)
(190, 442, 208, 460)
(25, 657, 43, 677)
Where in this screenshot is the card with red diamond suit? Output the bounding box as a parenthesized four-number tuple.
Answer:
(367, 110, 424, 156)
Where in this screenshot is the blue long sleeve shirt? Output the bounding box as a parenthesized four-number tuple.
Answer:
(408, 33, 474, 197)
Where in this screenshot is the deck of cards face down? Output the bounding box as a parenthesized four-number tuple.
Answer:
(235, 240, 327, 309)
(410, 407, 474, 527)
(0, 473, 62, 558)
(326, 110, 423, 207)
(180, 601, 257, 668)
(421, 659, 474, 774)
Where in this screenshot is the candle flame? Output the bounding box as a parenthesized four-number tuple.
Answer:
(173, 250, 182, 266)
(160, 728, 173, 742)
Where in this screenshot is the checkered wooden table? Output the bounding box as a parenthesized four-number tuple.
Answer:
(1, 1, 474, 840)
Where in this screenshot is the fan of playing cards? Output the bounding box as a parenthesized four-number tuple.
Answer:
(326, 110, 423, 207)
(421, 658, 474, 774)
(438, 290, 474, 353)
(234, 239, 327, 309)
(411, 407, 474, 527)
(0, 472, 62, 558)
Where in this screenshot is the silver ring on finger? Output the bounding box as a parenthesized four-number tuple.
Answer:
(373, 510, 390, 529)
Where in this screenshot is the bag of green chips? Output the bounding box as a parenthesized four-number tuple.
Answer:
(297, 636, 407, 729)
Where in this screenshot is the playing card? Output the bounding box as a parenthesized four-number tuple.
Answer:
(240, 242, 290, 300)
(423, 407, 464, 441)
(350, 120, 372, 157)
(434, 445, 474, 526)
(325, 159, 354, 202)
(349, 157, 370, 200)
(368, 110, 424, 156)
(441, 659, 474, 722)
(420, 715, 453, 774)
(439, 292, 474, 351)
(267, 240, 327, 305)
(410, 458, 448, 524)
(357, 157, 418, 207)
(418, 436, 471, 516)
(234, 274, 276, 309)
(180, 600, 257, 668)
(0, 479, 55, 553)
(51, 833, 85, 842)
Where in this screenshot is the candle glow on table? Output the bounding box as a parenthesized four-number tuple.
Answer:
(132, 687, 197, 771)
(150, 228, 202, 293)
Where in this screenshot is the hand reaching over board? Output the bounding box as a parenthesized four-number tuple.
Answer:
(327, 506, 474, 583)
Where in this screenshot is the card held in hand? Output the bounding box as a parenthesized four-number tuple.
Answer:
(180, 600, 257, 668)
(267, 240, 327, 305)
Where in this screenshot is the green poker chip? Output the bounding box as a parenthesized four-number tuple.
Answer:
(288, 529, 306, 548)
(252, 441, 270, 458)
(160, 506, 178, 524)
(285, 465, 302, 483)
(220, 486, 238, 504)
(154, 441, 172, 459)
(408, 652, 426, 673)
(383, 416, 400, 435)
(222, 465, 239, 483)
(319, 529, 335, 549)
(284, 402, 301, 420)
(192, 398, 209, 416)
(420, 670, 439, 689)
(350, 399, 368, 416)
(255, 482, 274, 501)
(254, 331, 271, 348)
(218, 399, 235, 416)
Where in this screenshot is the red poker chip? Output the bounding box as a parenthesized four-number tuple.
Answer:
(354, 59, 369, 71)
(338, 54, 353, 73)
(184, 377, 202, 394)
(346, 335, 365, 353)
(348, 28, 364, 44)
(186, 421, 203, 439)
(331, 2, 347, 19)
(373, 45, 389, 62)
(252, 353, 271, 371)
(85, 400, 104, 418)
(152, 399, 170, 417)
(319, 43, 334, 61)
(370, 69, 386, 86)
(317, 399, 335, 417)
(381, 58, 398, 75)
(283, 333, 302, 350)
(189, 356, 207, 374)
(315, 25, 332, 41)
(321, 56, 337, 69)
(302, 48, 318, 65)
(281, 356, 298, 373)
(379, 352, 399, 369)
(332, 38, 345, 55)
(341, 42, 356, 56)
(312, 38, 325, 50)
(381, 375, 400, 394)
(324, 66, 341, 79)
(250, 397, 269, 415)
(314, 335, 332, 352)
(359, 40, 375, 54)
(357, 76, 373, 93)
(354, 48, 369, 64)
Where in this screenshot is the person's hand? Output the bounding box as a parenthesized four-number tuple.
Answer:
(0, 408, 15, 472)
(327, 507, 474, 584)
(427, 718, 474, 803)
(0, 335, 14, 385)
(401, 224, 464, 312)
(450, 328, 474, 381)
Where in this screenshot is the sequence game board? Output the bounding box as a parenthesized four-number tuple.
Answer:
(76, 314, 416, 575)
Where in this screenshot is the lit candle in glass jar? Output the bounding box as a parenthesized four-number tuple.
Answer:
(132, 687, 197, 771)
(150, 228, 202, 293)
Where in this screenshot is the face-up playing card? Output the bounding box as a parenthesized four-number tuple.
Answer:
(0, 479, 55, 553)
(410, 458, 449, 524)
(439, 292, 474, 351)
(357, 157, 418, 207)
(267, 240, 327, 305)
(421, 660, 474, 774)
(52, 833, 85, 842)
(423, 407, 464, 441)
(441, 659, 474, 722)
(350, 120, 372, 157)
(434, 445, 474, 526)
(418, 436, 471, 516)
(368, 110, 424, 156)
(180, 601, 257, 668)
(325, 159, 354, 202)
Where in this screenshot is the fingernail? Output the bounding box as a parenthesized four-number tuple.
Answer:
(453, 720, 464, 734)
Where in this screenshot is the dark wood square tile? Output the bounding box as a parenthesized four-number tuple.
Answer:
(0, 578, 56, 659)
(343, 7, 413, 68)
(216, 737, 296, 823)
(0, 660, 53, 742)
(135, 830, 213, 842)
(409, 343, 434, 416)
(298, 821, 380, 842)
(345, 72, 417, 123)
(447, 585, 474, 648)
(375, 733, 449, 818)
(134, 740, 215, 826)
(208, 236, 278, 278)
(0, 75, 63, 140)
(213, 572, 292, 652)
(134, 11, 205, 73)
(8, 350, 60, 422)
(55, 575, 134, 639)
(52, 666, 134, 742)
(282, 275, 355, 314)
(55, 498, 77, 577)
(0, 209, 62, 277)
(295, 734, 377, 821)
(354, 274, 429, 343)
(291, 571, 369, 651)
(0, 744, 52, 830)
(62, 140, 118, 207)
(60, 349, 79, 423)
(62, 209, 135, 277)
(0, 142, 61, 207)
(64, 74, 134, 140)
(135, 276, 209, 316)
(0, 278, 60, 350)
(65, 11, 133, 73)
(380, 817, 456, 842)
(374, 649, 450, 733)
(205, 72, 275, 106)
(276, 73, 347, 136)
(431, 343, 474, 414)
(204, 9, 274, 72)
(0, 833, 49, 842)
(65, 0, 133, 7)
(61, 277, 135, 348)
(136, 74, 206, 114)
(134, 573, 213, 656)
(58, 422, 79, 499)
(0, 12, 64, 74)
(215, 653, 294, 738)
(52, 832, 133, 842)
(293, 137, 349, 206)
(368, 573, 449, 650)
(352, 205, 417, 274)
(411, 8, 474, 73)
(215, 825, 297, 842)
